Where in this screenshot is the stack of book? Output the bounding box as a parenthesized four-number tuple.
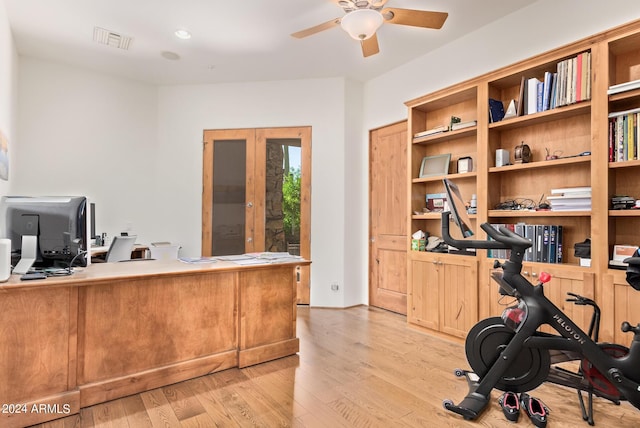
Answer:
(413, 125, 448, 139)
(547, 187, 591, 211)
(487, 223, 563, 263)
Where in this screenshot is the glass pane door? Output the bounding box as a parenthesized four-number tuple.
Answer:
(264, 139, 302, 255)
(211, 139, 246, 256)
(202, 129, 255, 256)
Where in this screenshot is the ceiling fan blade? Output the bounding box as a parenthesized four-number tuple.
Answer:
(381, 8, 448, 29)
(291, 18, 341, 38)
(361, 33, 380, 57)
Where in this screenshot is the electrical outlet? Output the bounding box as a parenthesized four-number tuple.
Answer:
(331, 282, 339, 291)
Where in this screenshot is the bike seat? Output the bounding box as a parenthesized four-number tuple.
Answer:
(624, 256, 640, 291)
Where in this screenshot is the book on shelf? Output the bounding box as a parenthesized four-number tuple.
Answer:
(516, 76, 526, 116)
(607, 78, 640, 95)
(526, 77, 541, 115)
(541, 71, 554, 111)
(552, 51, 591, 108)
(414, 125, 448, 139)
(451, 120, 477, 131)
(608, 109, 640, 162)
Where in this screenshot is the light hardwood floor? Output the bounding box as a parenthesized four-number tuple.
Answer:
(33, 306, 640, 427)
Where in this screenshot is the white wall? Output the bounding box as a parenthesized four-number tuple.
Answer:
(0, 1, 17, 196)
(13, 58, 158, 244)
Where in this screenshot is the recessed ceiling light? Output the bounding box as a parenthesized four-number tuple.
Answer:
(174, 29, 191, 40)
(161, 51, 180, 60)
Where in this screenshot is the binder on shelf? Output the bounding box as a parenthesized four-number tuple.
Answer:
(541, 225, 550, 263)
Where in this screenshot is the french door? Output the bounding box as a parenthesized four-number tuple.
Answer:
(202, 127, 311, 303)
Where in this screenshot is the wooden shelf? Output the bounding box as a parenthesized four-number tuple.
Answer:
(608, 87, 640, 102)
(412, 127, 476, 145)
(488, 210, 592, 218)
(609, 159, 640, 169)
(609, 209, 640, 216)
(489, 156, 590, 173)
(412, 171, 477, 183)
(488, 101, 591, 131)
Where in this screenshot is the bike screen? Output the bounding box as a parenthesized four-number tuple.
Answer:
(443, 178, 474, 237)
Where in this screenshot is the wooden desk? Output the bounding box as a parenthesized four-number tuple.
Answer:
(0, 258, 309, 427)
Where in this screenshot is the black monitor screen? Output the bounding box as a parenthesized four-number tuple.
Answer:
(0, 196, 88, 267)
(443, 178, 474, 237)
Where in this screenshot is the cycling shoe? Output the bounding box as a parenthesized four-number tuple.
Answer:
(498, 391, 520, 422)
(520, 392, 549, 428)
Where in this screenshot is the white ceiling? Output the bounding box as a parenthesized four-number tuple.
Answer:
(4, 0, 534, 86)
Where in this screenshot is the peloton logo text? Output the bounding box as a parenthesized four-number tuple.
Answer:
(553, 314, 586, 345)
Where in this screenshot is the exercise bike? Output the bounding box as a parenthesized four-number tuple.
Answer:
(439, 180, 640, 425)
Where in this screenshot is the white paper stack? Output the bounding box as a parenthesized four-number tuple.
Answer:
(547, 187, 591, 211)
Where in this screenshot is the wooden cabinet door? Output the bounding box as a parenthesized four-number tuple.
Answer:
(603, 271, 640, 347)
(439, 256, 478, 338)
(409, 256, 439, 330)
(369, 121, 408, 314)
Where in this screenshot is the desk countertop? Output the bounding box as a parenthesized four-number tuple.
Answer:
(1, 257, 311, 291)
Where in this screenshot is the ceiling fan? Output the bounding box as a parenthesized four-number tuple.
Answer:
(291, 0, 448, 57)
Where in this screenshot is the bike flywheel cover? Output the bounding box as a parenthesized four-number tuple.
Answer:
(465, 317, 550, 393)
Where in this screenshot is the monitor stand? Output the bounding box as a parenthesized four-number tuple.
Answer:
(13, 235, 37, 274)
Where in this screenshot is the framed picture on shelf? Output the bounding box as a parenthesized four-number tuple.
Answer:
(419, 153, 451, 178)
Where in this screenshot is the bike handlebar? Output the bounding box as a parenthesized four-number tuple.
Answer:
(441, 212, 532, 252)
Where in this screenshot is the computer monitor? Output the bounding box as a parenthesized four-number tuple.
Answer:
(0, 196, 89, 269)
(443, 178, 474, 237)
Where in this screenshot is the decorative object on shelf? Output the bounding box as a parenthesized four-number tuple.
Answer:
(450, 115, 461, 129)
(545, 148, 561, 160)
(457, 156, 473, 173)
(514, 141, 531, 164)
(468, 194, 477, 214)
(503, 99, 517, 119)
(419, 153, 451, 178)
(496, 149, 510, 167)
(426, 192, 448, 212)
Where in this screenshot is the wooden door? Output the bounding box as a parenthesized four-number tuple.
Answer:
(369, 121, 408, 314)
(202, 127, 312, 304)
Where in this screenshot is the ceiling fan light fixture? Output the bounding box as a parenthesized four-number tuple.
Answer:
(340, 9, 383, 41)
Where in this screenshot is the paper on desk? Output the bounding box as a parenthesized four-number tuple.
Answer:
(179, 257, 217, 264)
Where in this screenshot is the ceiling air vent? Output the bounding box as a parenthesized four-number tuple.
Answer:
(93, 27, 133, 50)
